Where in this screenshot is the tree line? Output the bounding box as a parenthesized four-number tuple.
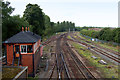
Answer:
(2, 1, 75, 41)
(80, 27, 120, 43)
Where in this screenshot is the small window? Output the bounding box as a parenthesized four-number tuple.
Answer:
(21, 45, 33, 53)
(21, 45, 27, 53)
(27, 45, 33, 53)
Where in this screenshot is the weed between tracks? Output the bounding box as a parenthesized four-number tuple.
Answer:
(76, 32, 91, 41)
(70, 41, 118, 78)
(96, 42, 119, 52)
(67, 35, 72, 39)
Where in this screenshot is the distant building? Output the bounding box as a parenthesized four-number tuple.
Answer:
(110, 27, 116, 30)
(3, 27, 43, 77)
(88, 28, 102, 31)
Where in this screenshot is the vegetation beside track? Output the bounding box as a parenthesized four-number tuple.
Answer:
(2, 67, 22, 78)
(69, 41, 118, 78)
(80, 28, 120, 43)
(28, 77, 38, 80)
(95, 42, 119, 52)
(67, 35, 72, 39)
(76, 32, 91, 41)
(2, 0, 75, 41)
(76, 33, 119, 52)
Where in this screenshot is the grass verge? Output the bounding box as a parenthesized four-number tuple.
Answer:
(76, 32, 119, 52)
(70, 41, 118, 78)
(96, 42, 119, 52)
(67, 35, 72, 39)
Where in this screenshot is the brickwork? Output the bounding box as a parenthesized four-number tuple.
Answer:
(6, 44, 13, 65)
(5, 40, 42, 77)
(21, 54, 33, 74)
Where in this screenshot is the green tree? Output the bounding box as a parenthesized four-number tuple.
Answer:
(44, 14, 53, 36)
(2, 0, 30, 41)
(98, 28, 113, 41)
(3, 15, 29, 41)
(2, 1, 14, 41)
(23, 3, 45, 36)
(54, 21, 75, 32)
(2, 1, 14, 19)
(113, 28, 120, 43)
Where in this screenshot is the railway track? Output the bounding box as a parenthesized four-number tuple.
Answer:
(62, 34, 96, 79)
(74, 34, 120, 56)
(48, 34, 70, 79)
(48, 61, 57, 79)
(70, 34, 120, 63)
(42, 36, 57, 46)
(56, 34, 71, 79)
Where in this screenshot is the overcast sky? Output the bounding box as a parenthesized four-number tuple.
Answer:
(5, 0, 119, 27)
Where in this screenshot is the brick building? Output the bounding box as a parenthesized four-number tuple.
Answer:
(3, 27, 43, 77)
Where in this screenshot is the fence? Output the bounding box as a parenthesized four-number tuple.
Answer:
(80, 34, 120, 46)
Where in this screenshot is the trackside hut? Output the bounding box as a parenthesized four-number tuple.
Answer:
(3, 27, 43, 77)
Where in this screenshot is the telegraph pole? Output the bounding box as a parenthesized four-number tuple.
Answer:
(69, 28, 70, 33)
(73, 28, 74, 33)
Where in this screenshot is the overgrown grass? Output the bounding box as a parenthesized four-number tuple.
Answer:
(67, 35, 72, 39)
(70, 41, 118, 78)
(76, 33, 91, 41)
(2, 67, 22, 78)
(28, 77, 39, 80)
(76, 32, 119, 52)
(96, 42, 119, 52)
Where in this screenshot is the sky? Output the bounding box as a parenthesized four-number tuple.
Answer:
(5, 0, 119, 27)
